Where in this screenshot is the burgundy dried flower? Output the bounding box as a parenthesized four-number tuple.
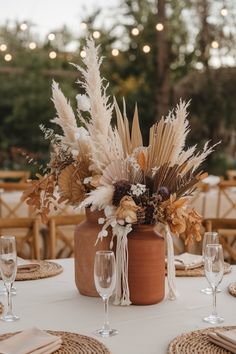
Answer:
(112, 180, 131, 206)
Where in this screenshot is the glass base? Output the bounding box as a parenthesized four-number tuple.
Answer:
(95, 328, 118, 338)
(201, 287, 221, 295)
(1, 313, 20, 322)
(203, 314, 224, 324)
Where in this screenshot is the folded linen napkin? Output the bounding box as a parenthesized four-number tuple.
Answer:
(0, 327, 62, 354)
(208, 329, 236, 354)
(17, 258, 40, 273)
(173, 253, 203, 270)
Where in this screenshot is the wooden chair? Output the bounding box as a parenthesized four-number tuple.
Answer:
(0, 183, 31, 218)
(0, 170, 30, 183)
(226, 170, 236, 181)
(47, 214, 85, 259)
(216, 180, 236, 218)
(188, 182, 210, 218)
(0, 217, 41, 260)
(203, 218, 236, 263)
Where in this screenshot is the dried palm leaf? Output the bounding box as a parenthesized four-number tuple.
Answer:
(58, 164, 85, 205)
(131, 104, 143, 150)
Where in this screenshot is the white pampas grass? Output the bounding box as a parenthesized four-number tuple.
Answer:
(51, 80, 78, 145)
(73, 38, 124, 173)
(80, 185, 115, 211)
(76, 94, 90, 111)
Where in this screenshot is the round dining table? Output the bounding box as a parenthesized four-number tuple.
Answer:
(0, 258, 235, 354)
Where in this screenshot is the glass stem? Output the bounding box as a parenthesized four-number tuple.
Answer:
(5, 283, 13, 315)
(212, 286, 217, 317)
(103, 297, 110, 331)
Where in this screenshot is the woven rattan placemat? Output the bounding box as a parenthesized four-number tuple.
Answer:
(168, 326, 236, 354)
(0, 330, 111, 354)
(168, 262, 232, 277)
(228, 282, 236, 297)
(15, 261, 63, 281)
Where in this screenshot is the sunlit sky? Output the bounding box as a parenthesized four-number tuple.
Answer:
(0, 0, 120, 37)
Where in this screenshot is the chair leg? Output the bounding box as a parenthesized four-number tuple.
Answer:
(49, 219, 56, 259)
(33, 218, 41, 260)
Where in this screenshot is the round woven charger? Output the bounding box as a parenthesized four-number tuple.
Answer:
(170, 262, 231, 277)
(0, 303, 3, 314)
(168, 326, 236, 354)
(0, 331, 111, 354)
(15, 261, 63, 281)
(228, 282, 236, 297)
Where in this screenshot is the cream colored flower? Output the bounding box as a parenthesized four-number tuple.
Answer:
(115, 195, 140, 224)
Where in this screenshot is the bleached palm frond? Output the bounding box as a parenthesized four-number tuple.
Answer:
(100, 159, 130, 185)
(114, 98, 131, 155)
(86, 127, 124, 173)
(51, 80, 78, 145)
(131, 104, 143, 150)
(80, 185, 114, 211)
(146, 100, 190, 175)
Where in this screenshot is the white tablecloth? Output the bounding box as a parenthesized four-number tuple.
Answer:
(0, 259, 235, 354)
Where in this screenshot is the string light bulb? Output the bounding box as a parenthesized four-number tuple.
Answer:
(156, 23, 164, 31)
(112, 48, 119, 56)
(48, 33, 55, 41)
(143, 45, 151, 53)
(20, 22, 28, 31)
(4, 53, 12, 62)
(131, 28, 139, 36)
(80, 22, 87, 29)
(93, 31, 101, 39)
(49, 51, 57, 59)
(80, 50, 86, 58)
(0, 44, 7, 51)
(211, 40, 219, 49)
(29, 42, 36, 50)
(221, 8, 228, 16)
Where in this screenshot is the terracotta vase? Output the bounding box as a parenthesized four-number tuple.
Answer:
(74, 209, 111, 297)
(128, 224, 165, 305)
(74, 210, 165, 304)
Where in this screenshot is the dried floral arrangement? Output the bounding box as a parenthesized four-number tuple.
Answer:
(23, 38, 216, 304)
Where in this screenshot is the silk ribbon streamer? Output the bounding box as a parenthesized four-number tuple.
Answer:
(164, 224, 179, 300)
(113, 223, 132, 306)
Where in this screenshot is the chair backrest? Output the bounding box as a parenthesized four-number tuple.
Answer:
(0, 184, 32, 218)
(48, 214, 85, 259)
(0, 170, 30, 183)
(226, 170, 236, 181)
(202, 218, 236, 263)
(216, 180, 236, 218)
(188, 182, 210, 218)
(0, 217, 41, 260)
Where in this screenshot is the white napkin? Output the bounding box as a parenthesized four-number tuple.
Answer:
(173, 253, 203, 270)
(0, 327, 62, 354)
(17, 258, 40, 273)
(208, 329, 236, 354)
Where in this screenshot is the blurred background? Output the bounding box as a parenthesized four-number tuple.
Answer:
(1, 0, 236, 176)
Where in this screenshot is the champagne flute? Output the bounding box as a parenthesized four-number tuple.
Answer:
(94, 250, 118, 337)
(0, 236, 19, 322)
(203, 244, 224, 324)
(201, 232, 220, 294)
